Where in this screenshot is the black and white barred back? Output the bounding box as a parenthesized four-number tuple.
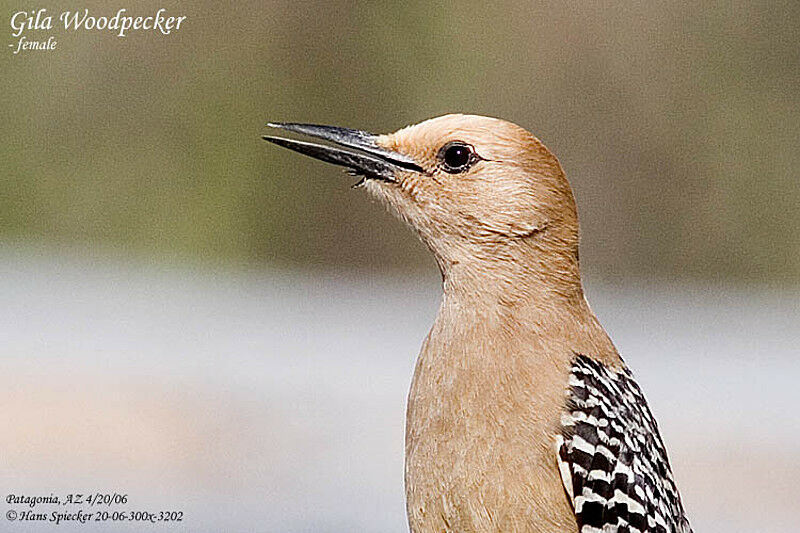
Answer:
(556, 355, 692, 533)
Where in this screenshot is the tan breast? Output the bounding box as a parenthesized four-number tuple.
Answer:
(404, 287, 616, 533)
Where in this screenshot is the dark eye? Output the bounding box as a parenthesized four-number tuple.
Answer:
(439, 142, 477, 173)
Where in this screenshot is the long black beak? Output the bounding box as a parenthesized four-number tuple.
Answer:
(263, 123, 424, 182)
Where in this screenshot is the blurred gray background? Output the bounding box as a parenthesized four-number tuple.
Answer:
(1, 1, 798, 532)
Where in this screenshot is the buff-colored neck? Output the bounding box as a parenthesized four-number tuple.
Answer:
(430, 233, 619, 369)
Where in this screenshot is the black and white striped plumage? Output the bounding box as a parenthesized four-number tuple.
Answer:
(556, 355, 692, 533)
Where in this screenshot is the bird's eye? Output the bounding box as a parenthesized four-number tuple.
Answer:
(439, 142, 477, 174)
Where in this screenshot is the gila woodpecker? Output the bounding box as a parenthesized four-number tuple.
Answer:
(263, 115, 693, 533)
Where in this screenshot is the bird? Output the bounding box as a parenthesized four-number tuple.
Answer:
(263, 114, 693, 533)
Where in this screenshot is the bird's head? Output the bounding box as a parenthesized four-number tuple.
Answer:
(265, 114, 581, 292)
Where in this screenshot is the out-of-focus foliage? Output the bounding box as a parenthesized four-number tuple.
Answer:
(2, 0, 798, 281)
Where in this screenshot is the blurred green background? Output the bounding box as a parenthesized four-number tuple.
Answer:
(3, 0, 798, 282)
